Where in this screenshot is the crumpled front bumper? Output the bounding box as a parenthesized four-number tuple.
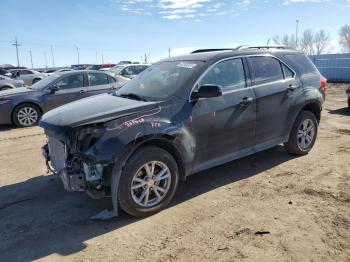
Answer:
(41, 143, 86, 192)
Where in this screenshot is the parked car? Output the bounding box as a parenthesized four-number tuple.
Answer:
(347, 86, 350, 108)
(0, 70, 126, 127)
(40, 46, 326, 217)
(0, 75, 25, 91)
(86, 64, 117, 70)
(109, 64, 150, 79)
(8, 69, 49, 86)
(0, 68, 12, 77)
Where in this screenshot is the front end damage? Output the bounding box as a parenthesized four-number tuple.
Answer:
(42, 124, 113, 199)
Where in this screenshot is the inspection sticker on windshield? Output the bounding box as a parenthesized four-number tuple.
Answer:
(177, 62, 197, 69)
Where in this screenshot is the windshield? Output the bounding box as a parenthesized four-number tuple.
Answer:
(118, 61, 204, 101)
(30, 74, 61, 90)
(110, 65, 125, 74)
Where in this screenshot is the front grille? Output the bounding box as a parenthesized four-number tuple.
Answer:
(48, 137, 66, 172)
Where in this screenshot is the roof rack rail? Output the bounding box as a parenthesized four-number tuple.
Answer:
(237, 45, 288, 50)
(191, 48, 236, 54)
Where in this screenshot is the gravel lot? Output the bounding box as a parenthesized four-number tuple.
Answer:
(0, 84, 349, 262)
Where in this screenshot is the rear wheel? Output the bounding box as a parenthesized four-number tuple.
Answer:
(115, 146, 179, 217)
(285, 110, 318, 155)
(13, 103, 41, 127)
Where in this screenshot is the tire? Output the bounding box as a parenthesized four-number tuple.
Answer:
(13, 103, 42, 127)
(0, 86, 12, 91)
(285, 110, 318, 155)
(116, 146, 179, 217)
(32, 78, 41, 84)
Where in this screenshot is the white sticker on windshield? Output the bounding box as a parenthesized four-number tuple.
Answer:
(177, 62, 197, 69)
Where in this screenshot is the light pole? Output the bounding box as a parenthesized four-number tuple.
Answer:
(168, 48, 171, 58)
(296, 19, 299, 48)
(12, 36, 21, 66)
(29, 50, 33, 68)
(50, 45, 55, 68)
(74, 45, 80, 64)
(44, 52, 48, 70)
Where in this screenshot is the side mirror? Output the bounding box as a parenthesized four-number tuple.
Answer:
(191, 85, 222, 100)
(49, 85, 60, 94)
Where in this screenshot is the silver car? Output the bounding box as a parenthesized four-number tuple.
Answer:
(9, 69, 49, 86)
(0, 75, 25, 91)
(109, 64, 150, 79)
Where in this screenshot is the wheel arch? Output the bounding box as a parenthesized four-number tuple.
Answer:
(301, 100, 322, 122)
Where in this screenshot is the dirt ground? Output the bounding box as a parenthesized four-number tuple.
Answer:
(0, 84, 349, 262)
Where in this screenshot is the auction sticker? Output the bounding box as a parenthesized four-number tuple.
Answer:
(177, 62, 197, 69)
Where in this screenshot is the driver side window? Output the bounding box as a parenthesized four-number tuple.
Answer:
(200, 58, 246, 92)
(56, 74, 84, 89)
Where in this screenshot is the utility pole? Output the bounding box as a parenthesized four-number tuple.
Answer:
(295, 19, 299, 48)
(44, 52, 48, 70)
(29, 50, 33, 68)
(74, 45, 80, 64)
(50, 45, 55, 68)
(95, 50, 98, 64)
(168, 48, 171, 58)
(101, 54, 104, 64)
(12, 36, 21, 66)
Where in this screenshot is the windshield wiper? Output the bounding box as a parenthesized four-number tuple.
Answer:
(118, 93, 148, 102)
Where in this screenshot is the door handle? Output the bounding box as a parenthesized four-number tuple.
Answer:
(79, 89, 86, 94)
(240, 97, 254, 106)
(287, 84, 299, 91)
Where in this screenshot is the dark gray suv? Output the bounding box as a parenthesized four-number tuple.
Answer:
(40, 46, 326, 217)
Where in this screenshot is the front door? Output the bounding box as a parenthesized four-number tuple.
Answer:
(43, 73, 86, 111)
(190, 58, 256, 172)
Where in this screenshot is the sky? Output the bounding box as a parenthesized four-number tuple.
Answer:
(0, 0, 349, 68)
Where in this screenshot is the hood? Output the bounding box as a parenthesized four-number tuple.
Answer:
(0, 87, 32, 96)
(40, 93, 157, 129)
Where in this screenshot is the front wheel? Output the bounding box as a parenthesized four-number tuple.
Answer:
(115, 146, 179, 217)
(285, 110, 318, 155)
(13, 103, 41, 127)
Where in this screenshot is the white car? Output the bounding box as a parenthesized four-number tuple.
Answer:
(9, 69, 49, 86)
(108, 64, 150, 79)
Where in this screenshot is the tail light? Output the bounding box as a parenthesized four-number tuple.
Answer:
(320, 76, 327, 92)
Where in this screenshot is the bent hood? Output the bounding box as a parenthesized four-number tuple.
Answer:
(40, 93, 157, 130)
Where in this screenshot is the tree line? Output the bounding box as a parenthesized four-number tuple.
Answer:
(272, 24, 350, 55)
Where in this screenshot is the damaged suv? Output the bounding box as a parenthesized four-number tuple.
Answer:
(40, 46, 326, 217)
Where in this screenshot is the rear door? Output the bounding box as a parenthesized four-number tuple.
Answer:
(86, 72, 115, 96)
(43, 73, 86, 111)
(247, 55, 302, 147)
(190, 58, 256, 171)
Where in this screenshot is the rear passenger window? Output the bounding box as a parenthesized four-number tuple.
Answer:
(200, 58, 246, 91)
(108, 75, 116, 83)
(248, 56, 284, 85)
(282, 64, 294, 79)
(88, 73, 109, 86)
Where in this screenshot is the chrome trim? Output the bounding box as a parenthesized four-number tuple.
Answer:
(188, 54, 297, 102)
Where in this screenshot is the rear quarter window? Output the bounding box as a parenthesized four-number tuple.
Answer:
(283, 54, 319, 75)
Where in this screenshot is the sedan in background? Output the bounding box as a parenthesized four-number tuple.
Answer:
(86, 64, 117, 70)
(0, 75, 25, 91)
(0, 70, 127, 127)
(109, 64, 149, 79)
(8, 69, 49, 85)
(0, 68, 12, 77)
